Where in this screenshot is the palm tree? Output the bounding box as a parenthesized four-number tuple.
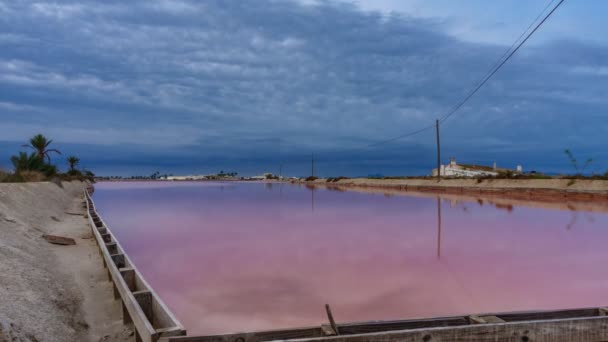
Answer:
(22, 134, 61, 163)
(67, 156, 80, 171)
(10, 152, 44, 172)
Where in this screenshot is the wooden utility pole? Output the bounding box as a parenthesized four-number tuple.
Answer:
(311, 153, 315, 177)
(436, 119, 441, 182)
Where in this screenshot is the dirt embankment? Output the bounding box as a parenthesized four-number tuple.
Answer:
(294, 178, 608, 213)
(0, 181, 131, 342)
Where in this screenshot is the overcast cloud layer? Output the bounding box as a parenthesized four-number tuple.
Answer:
(0, 0, 607, 176)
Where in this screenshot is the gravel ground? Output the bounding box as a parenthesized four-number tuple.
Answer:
(0, 181, 132, 342)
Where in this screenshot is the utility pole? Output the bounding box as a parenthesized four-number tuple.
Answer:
(311, 153, 315, 178)
(279, 164, 282, 179)
(436, 119, 441, 182)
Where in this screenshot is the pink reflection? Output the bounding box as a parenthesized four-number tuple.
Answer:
(93, 181, 608, 335)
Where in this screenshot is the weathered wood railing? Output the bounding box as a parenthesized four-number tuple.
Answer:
(85, 190, 186, 342)
(165, 307, 608, 342)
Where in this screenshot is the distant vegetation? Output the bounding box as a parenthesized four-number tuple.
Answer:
(564, 149, 593, 175)
(326, 176, 349, 182)
(1, 134, 94, 183)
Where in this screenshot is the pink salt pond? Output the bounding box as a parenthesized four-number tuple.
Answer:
(93, 181, 608, 335)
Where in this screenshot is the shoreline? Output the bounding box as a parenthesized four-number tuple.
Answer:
(299, 178, 608, 205)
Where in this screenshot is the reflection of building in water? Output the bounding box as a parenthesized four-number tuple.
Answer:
(432, 157, 522, 178)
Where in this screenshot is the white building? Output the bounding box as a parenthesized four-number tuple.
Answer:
(432, 158, 522, 178)
(165, 175, 211, 181)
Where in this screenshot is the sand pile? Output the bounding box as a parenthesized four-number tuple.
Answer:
(0, 181, 131, 342)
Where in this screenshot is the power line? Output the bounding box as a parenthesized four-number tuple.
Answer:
(439, 0, 565, 124)
(364, 0, 565, 149)
(365, 124, 436, 148)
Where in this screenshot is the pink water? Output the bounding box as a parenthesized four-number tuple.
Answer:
(93, 181, 608, 335)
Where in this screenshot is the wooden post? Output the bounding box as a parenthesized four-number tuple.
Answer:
(134, 290, 153, 323)
(121, 268, 136, 292)
(122, 301, 132, 324)
(325, 304, 339, 335)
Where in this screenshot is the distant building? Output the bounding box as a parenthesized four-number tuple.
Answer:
(432, 158, 522, 178)
(166, 175, 212, 181)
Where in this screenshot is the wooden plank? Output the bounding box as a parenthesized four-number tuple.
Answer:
(480, 316, 506, 324)
(101, 233, 112, 243)
(325, 305, 339, 335)
(121, 268, 136, 292)
(134, 290, 154, 323)
(336, 317, 468, 335)
(496, 308, 598, 322)
(285, 316, 608, 342)
(111, 254, 126, 268)
(106, 242, 118, 255)
(166, 327, 324, 342)
(468, 315, 505, 324)
(468, 315, 486, 324)
(42, 234, 76, 245)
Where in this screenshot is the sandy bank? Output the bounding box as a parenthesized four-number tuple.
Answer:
(0, 181, 131, 342)
(326, 177, 608, 192)
(300, 178, 608, 204)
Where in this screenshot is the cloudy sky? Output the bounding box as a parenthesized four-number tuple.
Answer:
(1, 0, 607, 176)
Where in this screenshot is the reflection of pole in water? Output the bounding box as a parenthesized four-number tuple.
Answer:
(311, 186, 315, 213)
(437, 197, 442, 259)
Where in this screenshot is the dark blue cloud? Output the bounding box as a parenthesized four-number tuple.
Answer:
(0, 0, 606, 176)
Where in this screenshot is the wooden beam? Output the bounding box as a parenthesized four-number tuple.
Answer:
(468, 315, 486, 324)
(111, 254, 126, 268)
(321, 324, 337, 336)
(101, 233, 112, 243)
(468, 315, 505, 324)
(134, 290, 154, 323)
(42, 234, 76, 245)
(106, 242, 118, 255)
(277, 316, 608, 342)
(481, 315, 506, 324)
(121, 268, 136, 292)
(123, 301, 133, 324)
(325, 304, 339, 335)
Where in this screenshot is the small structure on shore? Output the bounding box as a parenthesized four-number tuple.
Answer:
(432, 158, 522, 178)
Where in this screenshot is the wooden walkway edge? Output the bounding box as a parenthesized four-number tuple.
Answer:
(85, 189, 186, 342)
(164, 307, 608, 342)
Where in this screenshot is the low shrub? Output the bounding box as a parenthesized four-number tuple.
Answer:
(326, 176, 349, 182)
(19, 170, 46, 182)
(305, 176, 318, 182)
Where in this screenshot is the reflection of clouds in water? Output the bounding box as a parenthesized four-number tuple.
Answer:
(93, 181, 608, 334)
